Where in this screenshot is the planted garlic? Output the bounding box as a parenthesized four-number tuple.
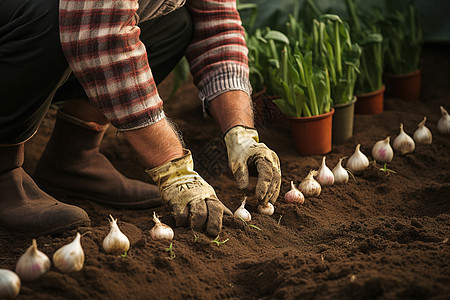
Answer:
(53, 232, 84, 273)
(347, 144, 369, 172)
(150, 212, 174, 240)
(438, 106, 450, 134)
(299, 170, 321, 197)
(234, 197, 251, 222)
(15, 239, 51, 282)
(371, 137, 394, 163)
(413, 117, 432, 144)
(102, 215, 130, 254)
(257, 202, 275, 216)
(284, 181, 305, 204)
(393, 123, 415, 154)
(332, 158, 348, 184)
(0, 269, 20, 299)
(316, 156, 334, 186)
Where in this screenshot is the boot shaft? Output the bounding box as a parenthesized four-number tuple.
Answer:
(0, 144, 24, 173)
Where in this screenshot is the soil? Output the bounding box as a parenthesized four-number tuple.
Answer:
(1, 43, 449, 300)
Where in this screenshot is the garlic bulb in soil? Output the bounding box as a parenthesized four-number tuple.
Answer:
(53, 232, 85, 273)
(102, 215, 130, 254)
(15, 239, 51, 282)
(413, 117, 432, 144)
(438, 106, 450, 134)
(0, 269, 20, 299)
(393, 123, 415, 154)
(150, 212, 174, 240)
(234, 197, 251, 222)
(316, 156, 334, 186)
(299, 170, 321, 197)
(371, 137, 394, 163)
(284, 181, 305, 204)
(347, 144, 369, 172)
(257, 202, 275, 216)
(332, 158, 348, 184)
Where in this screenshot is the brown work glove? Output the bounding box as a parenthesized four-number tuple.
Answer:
(146, 149, 230, 236)
(224, 126, 281, 205)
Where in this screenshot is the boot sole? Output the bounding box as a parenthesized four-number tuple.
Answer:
(0, 218, 91, 236)
(35, 180, 164, 209)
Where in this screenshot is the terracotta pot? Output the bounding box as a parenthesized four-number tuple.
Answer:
(287, 109, 335, 155)
(355, 85, 385, 115)
(251, 88, 284, 127)
(332, 97, 357, 144)
(385, 69, 421, 102)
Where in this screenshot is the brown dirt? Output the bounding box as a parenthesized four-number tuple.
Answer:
(1, 43, 449, 300)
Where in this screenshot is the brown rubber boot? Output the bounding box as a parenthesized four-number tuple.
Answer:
(33, 110, 163, 209)
(0, 144, 90, 235)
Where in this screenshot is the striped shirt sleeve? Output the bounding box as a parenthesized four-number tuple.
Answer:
(59, 0, 165, 130)
(185, 0, 252, 114)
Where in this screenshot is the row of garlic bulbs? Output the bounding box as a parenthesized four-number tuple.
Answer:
(284, 106, 450, 204)
(0, 213, 173, 298)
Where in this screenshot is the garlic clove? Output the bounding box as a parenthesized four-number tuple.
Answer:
(150, 212, 174, 240)
(234, 197, 251, 222)
(15, 239, 51, 282)
(299, 170, 321, 197)
(102, 215, 130, 254)
(371, 137, 394, 163)
(53, 232, 85, 273)
(0, 269, 21, 299)
(257, 202, 275, 216)
(332, 158, 349, 184)
(284, 181, 305, 204)
(413, 117, 432, 144)
(346, 144, 369, 172)
(393, 123, 415, 154)
(437, 106, 450, 135)
(316, 156, 334, 186)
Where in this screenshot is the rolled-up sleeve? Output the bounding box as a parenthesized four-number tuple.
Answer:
(185, 0, 252, 113)
(59, 0, 165, 130)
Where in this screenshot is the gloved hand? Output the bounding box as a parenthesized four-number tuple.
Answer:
(224, 126, 281, 205)
(146, 149, 230, 236)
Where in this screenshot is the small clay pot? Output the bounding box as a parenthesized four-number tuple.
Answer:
(332, 97, 357, 144)
(287, 109, 335, 155)
(355, 85, 385, 115)
(385, 69, 421, 102)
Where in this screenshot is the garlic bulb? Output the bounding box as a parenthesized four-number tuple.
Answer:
(53, 232, 85, 273)
(413, 117, 432, 144)
(102, 215, 130, 254)
(284, 181, 305, 204)
(150, 212, 174, 240)
(371, 137, 394, 163)
(299, 170, 321, 197)
(332, 158, 348, 184)
(15, 239, 51, 281)
(234, 197, 251, 222)
(393, 123, 415, 154)
(257, 202, 275, 215)
(0, 269, 20, 299)
(438, 106, 450, 134)
(316, 156, 334, 186)
(347, 144, 369, 172)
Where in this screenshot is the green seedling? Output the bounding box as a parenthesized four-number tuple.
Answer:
(192, 230, 200, 243)
(239, 217, 262, 231)
(165, 243, 175, 259)
(211, 235, 229, 246)
(379, 163, 396, 175)
(120, 252, 128, 258)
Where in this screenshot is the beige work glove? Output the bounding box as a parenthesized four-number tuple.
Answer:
(146, 149, 230, 236)
(224, 126, 281, 205)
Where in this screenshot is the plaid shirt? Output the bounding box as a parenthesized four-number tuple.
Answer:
(59, 0, 251, 131)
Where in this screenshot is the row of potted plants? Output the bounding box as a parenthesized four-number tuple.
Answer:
(242, 0, 423, 155)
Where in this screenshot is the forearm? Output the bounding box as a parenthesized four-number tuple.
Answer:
(120, 119, 184, 168)
(208, 91, 254, 134)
